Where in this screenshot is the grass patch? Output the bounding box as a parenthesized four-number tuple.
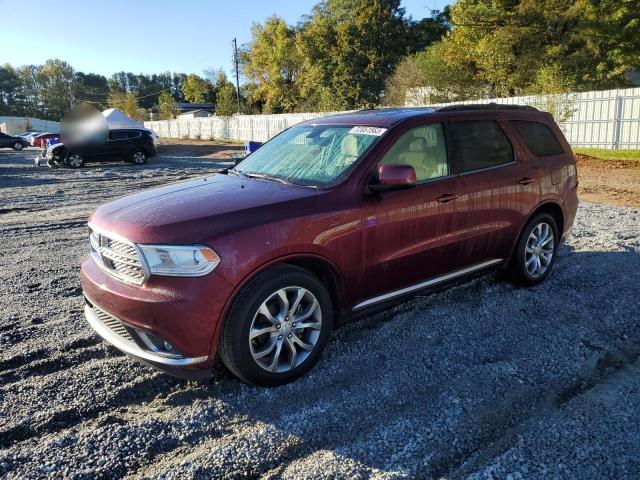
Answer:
(573, 148, 640, 161)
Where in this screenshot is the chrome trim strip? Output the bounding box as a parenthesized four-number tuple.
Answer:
(352, 258, 504, 311)
(84, 303, 208, 366)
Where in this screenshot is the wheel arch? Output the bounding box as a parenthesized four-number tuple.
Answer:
(508, 200, 564, 262)
(209, 253, 345, 358)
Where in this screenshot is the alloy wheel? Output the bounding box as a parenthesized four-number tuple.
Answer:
(133, 151, 146, 164)
(249, 286, 322, 373)
(68, 154, 83, 168)
(524, 222, 555, 278)
(13, 142, 23, 150)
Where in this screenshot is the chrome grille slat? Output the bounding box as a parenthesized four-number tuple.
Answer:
(89, 227, 146, 285)
(92, 305, 136, 344)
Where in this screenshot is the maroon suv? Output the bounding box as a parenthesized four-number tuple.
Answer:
(82, 105, 578, 386)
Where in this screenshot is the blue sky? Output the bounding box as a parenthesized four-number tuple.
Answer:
(1, 0, 450, 79)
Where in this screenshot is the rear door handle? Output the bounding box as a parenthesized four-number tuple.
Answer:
(437, 193, 458, 203)
(519, 177, 535, 185)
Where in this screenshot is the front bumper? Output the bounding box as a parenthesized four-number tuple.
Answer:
(84, 297, 208, 367)
(81, 256, 235, 372)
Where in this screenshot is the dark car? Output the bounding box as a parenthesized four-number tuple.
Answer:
(0, 132, 29, 150)
(47, 128, 157, 168)
(81, 105, 579, 386)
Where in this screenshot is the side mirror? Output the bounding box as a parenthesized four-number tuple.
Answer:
(369, 164, 417, 192)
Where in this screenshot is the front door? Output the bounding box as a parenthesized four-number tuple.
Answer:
(359, 122, 468, 304)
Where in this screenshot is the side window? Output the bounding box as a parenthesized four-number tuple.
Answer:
(126, 130, 141, 139)
(108, 131, 128, 141)
(378, 123, 449, 182)
(0, 133, 8, 138)
(450, 121, 514, 173)
(511, 120, 564, 156)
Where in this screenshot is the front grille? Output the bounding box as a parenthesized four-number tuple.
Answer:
(89, 228, 147, 285)
(90, 303, 137, 346)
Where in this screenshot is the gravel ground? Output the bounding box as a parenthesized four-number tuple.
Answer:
(1, 148, 639, 479)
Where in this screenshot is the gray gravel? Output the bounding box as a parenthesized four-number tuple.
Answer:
(1, 148, 639, 479)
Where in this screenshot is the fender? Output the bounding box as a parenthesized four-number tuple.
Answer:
(207, 252, 346, 359)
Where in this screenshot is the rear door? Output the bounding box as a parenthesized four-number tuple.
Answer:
(105, 130, 130, 159)
(448, 119, 532, 263)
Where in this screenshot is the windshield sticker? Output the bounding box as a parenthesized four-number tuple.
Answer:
(348, 126, 387, 136)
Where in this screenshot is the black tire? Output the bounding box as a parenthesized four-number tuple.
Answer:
(12, 142, 24, 151)
(131, 149, 147, 164)
(66, 153, 84, 168)
(219, 264, 333, 387)
(508, 213, 559, 286)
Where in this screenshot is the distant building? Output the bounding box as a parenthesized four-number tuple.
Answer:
(177, 109, 212, 119)
(176, 102, 215, 114)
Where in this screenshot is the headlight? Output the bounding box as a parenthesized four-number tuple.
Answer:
(138, 245, 220, 277)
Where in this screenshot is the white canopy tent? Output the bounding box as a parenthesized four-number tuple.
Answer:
(102, 108, 143, 130)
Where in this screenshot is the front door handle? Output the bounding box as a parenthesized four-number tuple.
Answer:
(437, 193, 459, 203)
(519, 177, 535, 185)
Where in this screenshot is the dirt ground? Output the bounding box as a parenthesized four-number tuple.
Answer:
(157, 138, 244, 159)
(575, 154, 640, 208)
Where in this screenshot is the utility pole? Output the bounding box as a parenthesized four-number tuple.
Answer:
(233, 38, 241, 114)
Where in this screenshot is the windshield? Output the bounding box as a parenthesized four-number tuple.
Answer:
(236, 125, 386, 187)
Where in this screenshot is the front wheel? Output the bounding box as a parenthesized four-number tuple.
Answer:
(219, 265, 333, 386)
(13, 142, 24, 151)
(66, 153, 84, 168)
(508, 213, 559, 286)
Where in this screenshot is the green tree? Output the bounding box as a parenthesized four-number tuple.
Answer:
(182, 73, 213, 103)
(37, 59, 75, 120)
(242, 15, 300, 113)
(296, 0, 415, 111)
(433, 0, 640, 97)
(215, 83, 238, 116)
(157, 90, 179, 119)
(0, 64, 22, 115)
(107, 91, 144, 120)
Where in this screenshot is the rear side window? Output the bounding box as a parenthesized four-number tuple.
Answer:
(449, 121, 514, 173)
(512, 121, 564, 156)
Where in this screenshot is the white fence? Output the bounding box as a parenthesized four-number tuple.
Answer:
(407, 87, 640, 150)
(144, 87, 640, 149)
(145, 111, 350, 144)
(0, 116, 60, 135)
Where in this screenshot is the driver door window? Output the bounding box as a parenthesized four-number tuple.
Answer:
(378, 123, 449, 182)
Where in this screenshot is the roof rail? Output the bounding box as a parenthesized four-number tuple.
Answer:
(435, 103, 538, 112)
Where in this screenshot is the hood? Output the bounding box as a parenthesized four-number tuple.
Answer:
(90, 173, 318, 244)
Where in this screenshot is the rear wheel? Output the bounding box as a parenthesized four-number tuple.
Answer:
(508, 213, 559, 286)
(131, 149, 147, 164)
(12, 142, 24, 151)
(219, 265, 333, 386)
(66, 153, 84, 168)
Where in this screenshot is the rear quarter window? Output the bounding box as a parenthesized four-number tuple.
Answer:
(511, 121, 565, 156)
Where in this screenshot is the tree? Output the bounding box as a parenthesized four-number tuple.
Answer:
(430, 0, 640, 97)
(296, 0, 414, 111)
(215, 84, 238, 116)
(107, 91, 144, 120)
(75, 72, 109, 109)
(37, 59, 75, 120)
(182, 73, 213, 103)
(241, 15, 300, 113)
(157, 90, 179, 119)
(0, 64, 22, 115)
